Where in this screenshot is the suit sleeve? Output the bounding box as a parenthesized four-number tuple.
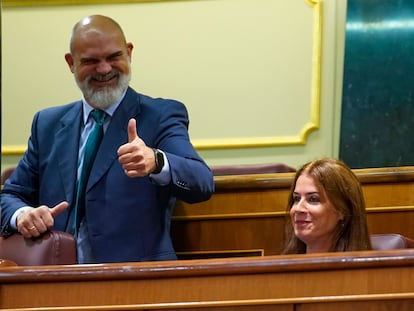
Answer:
(1, 112, 41, 235)
(151, 99, 214, 203)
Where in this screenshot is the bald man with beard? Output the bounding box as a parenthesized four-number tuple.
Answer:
(1, 15, 214, 264)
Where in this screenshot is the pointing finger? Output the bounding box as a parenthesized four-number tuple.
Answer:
(50, 201, 69, 218)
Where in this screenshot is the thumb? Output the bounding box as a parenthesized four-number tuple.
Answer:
(50, 201, 69, 218)
(127, 118, 138, 143)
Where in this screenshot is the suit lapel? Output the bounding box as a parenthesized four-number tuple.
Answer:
(87, 88, 141, 190)
(56, 103, 82, 204)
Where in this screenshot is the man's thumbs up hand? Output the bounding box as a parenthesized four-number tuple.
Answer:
(127, 118, 139, 143)
(117, 118, 156, 177)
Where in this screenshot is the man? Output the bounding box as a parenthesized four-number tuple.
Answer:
(1, 15, 214, 263)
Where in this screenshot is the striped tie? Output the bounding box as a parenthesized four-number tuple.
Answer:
(73, 110, 106, 236)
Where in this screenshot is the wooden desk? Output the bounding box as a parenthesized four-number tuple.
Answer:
(172, 166, 414, 258)
(1, 249, 414, 310)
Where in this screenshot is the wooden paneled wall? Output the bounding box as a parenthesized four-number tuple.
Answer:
(1, 249, 414, 310)
(171, 166, 414, 258)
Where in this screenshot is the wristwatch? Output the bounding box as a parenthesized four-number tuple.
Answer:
(152, 148, 164, 174)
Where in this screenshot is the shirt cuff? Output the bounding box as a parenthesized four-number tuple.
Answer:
(149, 150, 171, 185)
(10, 206, 34, 230)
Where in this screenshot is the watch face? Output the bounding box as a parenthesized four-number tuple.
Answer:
(153, 148, 164, 174)
(157, 150, 164, 166)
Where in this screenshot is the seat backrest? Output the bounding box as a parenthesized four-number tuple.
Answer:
(0, 230, 77, 265)
(370, 233, 414, 250)
(1, 167, 15, 185)
(211, 163, 296, 176)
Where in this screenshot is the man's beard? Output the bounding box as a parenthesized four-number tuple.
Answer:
(75, 70, 131, 109)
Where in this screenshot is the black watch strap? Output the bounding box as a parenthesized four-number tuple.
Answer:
(152, 148, 164, 174)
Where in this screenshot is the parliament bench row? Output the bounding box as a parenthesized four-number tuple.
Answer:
(172, 166, 414, 258)
(2, 249, 414, 310)
(1, 230, 413, 266)
(2, 165, 414, 259)
(1, 166, 414, 310)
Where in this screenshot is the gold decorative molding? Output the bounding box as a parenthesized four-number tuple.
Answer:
(192, 0, 323, 149)
(2, 0, 186, 7)
(2, 145, 27, 156)
(2, 0, 323, 153)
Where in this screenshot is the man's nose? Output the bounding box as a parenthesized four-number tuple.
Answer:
(96, 61, 112, 74)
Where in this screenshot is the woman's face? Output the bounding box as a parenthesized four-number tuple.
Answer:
(290, 174, 343, 253)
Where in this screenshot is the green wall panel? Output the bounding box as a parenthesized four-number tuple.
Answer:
(340, 0, 414, 168)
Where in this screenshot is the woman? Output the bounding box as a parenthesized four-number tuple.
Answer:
(282, 158, 371, 254)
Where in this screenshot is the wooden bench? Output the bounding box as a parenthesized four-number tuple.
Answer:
(1, 249, 414, 310)
(172, 166, 414, 258)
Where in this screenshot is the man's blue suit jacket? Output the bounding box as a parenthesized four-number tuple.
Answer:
(1, 87, 214, 263)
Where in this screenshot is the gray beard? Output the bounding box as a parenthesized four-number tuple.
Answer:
(75, 71, 131, 109)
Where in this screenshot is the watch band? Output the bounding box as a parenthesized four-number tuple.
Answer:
(152, 148, 164, 174)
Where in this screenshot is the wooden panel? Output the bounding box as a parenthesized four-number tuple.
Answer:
(173, 217, 285, 257)
(1, 249, 414, 310)
(367, 211, 414, 236)
(172, 166, 414, 258)
(363, 183, 414, 207)
(298, 300, 414, 311)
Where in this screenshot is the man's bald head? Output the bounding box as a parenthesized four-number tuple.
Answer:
(69, 15, 127, 53)
(65, 15, 133, 109)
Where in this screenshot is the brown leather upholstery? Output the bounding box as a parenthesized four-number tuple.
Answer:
(0, 230, 77, 265)
(211, 163, 296, 176)
(1, 167, 15, 185)
(370, 233, 414, 250)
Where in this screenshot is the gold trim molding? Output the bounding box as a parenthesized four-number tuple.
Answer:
(2, 0, 323, 153)
(16, 292, 412, 310)
(194, 0, 323, 149)
(2, 0, 186, 7)
(2, 145, 27, 156)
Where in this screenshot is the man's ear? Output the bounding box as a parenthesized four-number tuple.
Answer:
(126, 42, 134, 61)
(64, 53, 75, 73)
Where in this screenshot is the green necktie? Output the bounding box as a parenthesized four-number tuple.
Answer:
(73, 110, 106, 236)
